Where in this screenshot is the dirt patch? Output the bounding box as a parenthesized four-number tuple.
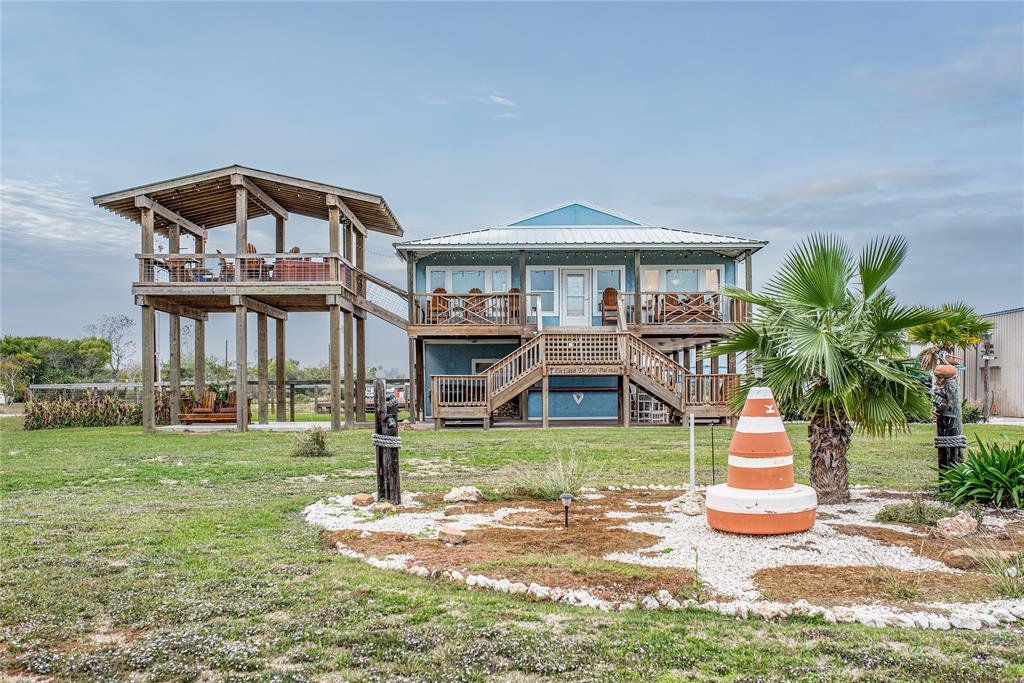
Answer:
(322, 493, 696, 602)
(832, 524, 1022, 570)
(754, 564, 996, 606)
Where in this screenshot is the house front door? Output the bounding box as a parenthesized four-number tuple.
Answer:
(561, 269, 591, 326)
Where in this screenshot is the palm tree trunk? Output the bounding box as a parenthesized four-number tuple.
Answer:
(807, 411, 852, 504)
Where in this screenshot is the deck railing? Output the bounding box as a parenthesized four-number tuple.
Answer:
(413, 292, 541, 327)
(432, 374, 488, 409)
(685, 373, 740, 406)
(619, 291, 749, 326)
(626, 334, 686, 402)
(136, 253, 350, 285)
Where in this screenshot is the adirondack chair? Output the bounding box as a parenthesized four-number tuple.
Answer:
(242, 244, 269, 281)
(217, 250, 235, 282)
(463, 288, 487, 323)
(507, 287, 522, 323)
(426, 288, 449, 323)
(601, 287, 619, 325)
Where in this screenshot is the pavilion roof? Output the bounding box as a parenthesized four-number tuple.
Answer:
(93, 165, 403, 237)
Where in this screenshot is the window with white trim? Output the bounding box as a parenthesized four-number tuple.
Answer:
(593, 267, 625, 314)
(425, 266, 512, 293)
(527, 267, 557, 314)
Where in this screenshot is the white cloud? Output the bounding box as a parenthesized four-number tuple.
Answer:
(0, 177, 133, 252)
(487, 94, 516, 107)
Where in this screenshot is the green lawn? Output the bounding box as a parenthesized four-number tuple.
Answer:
(2, 420, 1023, 681)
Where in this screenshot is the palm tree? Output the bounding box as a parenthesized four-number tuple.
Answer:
(910, 302, 993, 372)
(710, 234, 945, 503)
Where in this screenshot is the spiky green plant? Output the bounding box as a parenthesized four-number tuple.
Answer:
(709, 234, 945, 503)
(938, 439, 1024, 509)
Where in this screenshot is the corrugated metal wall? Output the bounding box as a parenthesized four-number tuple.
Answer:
(962, 308, 1024, 418)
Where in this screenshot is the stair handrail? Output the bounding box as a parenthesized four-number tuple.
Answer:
(626, 334, 687, 399)
(486, 334, 544, 397)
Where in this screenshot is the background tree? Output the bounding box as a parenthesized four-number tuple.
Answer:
(0, 336, 111, 384)
(909, 302, 992, 372)
(85, 314, 137, 380)
(711, 234, 945, 503)
(0, 353, 38, 401)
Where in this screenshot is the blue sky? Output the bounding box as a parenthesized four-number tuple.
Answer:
(2, 2, 1021, 369)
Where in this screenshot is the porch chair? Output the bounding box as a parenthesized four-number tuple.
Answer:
(242, 243, 270, 281)
(426, 288, 449, 324)
(216, 250, 235, 282)
(601, 287, 620, 325)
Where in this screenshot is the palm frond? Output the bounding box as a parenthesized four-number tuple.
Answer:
(766, 233, 853, 311)
(858, 235, 908, 298)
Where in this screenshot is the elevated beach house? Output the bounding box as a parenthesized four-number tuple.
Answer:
(396, 202, 766, 427)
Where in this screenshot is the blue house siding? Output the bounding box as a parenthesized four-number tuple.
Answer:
(422, 340, 519, 418)
(510, 203, 640, 227)
(527, 376, 619, 420)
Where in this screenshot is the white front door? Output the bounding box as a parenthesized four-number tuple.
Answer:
(561, 269, 591, 326)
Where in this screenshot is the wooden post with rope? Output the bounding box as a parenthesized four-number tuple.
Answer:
(373, 378, 402, 504)
(933, 353, 966, 469)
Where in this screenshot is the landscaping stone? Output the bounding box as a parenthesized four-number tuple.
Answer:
(667, 491, 704, 516)
(656, 589, 673, 605)
(886, 614, 916, 629)
(438, 526, 467, 545)
(642, 596, 660, 610)
(351, 493, 375, 507)
(947, 548, 1017, 564)
(927, 615, 952, 630)
(509, 582, 528, 595)
(949, 613, 983, 630)
(527, 583, 550, 601)
(666, 599, 682, 611)
(831, 607, 857, 623)
(443, 486, 483, 503)
(450, 570, 464, 583)
(444, 504, 467, 516)
(370, 502, 396, 514)
(935, 511, 978, 538)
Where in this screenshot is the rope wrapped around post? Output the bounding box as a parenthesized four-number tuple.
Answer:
(373, 378, 402, 504)
(932, 352, 965, 469)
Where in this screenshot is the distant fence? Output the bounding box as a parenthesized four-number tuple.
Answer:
(28, 379, 410, 419)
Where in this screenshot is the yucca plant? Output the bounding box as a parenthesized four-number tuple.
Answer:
(709, 234, 946, 503)
(938, 440, 1024, 509)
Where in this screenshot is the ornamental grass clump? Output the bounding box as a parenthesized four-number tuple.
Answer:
(874, 495, 954, 526)
(938, 439, 1024, 509)
(507, 450, 599, 501)
(292, 428, 332, 458)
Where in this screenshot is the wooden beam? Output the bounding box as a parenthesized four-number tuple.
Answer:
(133, 295, 208, 321)
(633, 249, 642, 325)
(140, 205, 154, 281)
(235, 185, 248, 282)
(328, 204, 341, 279)
(257, 313, 269, 424)
(329, 304, 342, 431)
(235, 304, 248, 432)
(327, 193, 367, 236)
(745, 250, 753, 292)
(344, 310, 354, 428)
(141, 304, 155, 433)
(354, 228, 367, 421)
(134, 195, 207, 240)
(231, 173, 289, 221)
(408, 338, 417, 424)
(541, 374, 550, 429)
(229, 296, 288, 320)
(275, 215, 286, 253)
(194, 319, 206, 393)
(275, 320, 286, 422)
(169, 308, 181, 426)
(518, 250, 527, 323)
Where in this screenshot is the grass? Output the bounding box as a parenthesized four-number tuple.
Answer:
(506, 449, 600, 500)
(2, 420, 1024, 681)
(874, 495, 955, 526)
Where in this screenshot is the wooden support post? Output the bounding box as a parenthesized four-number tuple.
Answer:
(329, 304, 342, 431)
(257, 313, 268, 424)
(328, 203, 341, 279)
(141, 304, 156, 432)
(344, 310, 354, 428)
(235, 304, 248, 432)
(633, 249, 642, 325)
(289, 383, 296, 422)
(518, 250, 527, 323)
(275, 215, 286, 254)
(235, 186, 248, 281)
(194, 319, 205, 394)
(416, 339, 425, 421)
(619, 375, 630, 427)
(407, 339, 417, 423)
(167, 224, 181, 425)
(374, 378, 402, 504)
(275, 320, 286, 422)
(355, 230, 366, 422)
(745, 249, 753, 292)
(406, 256, 418, 421)
(541, 373, 550, 429)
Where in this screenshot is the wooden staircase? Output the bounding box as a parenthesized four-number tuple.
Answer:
(431, 330, 738, 426)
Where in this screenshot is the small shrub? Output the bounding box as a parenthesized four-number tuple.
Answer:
(871, 565, 923, 601)
(961, 400, 984, 424)
(292, 428, 332, 457)
(507, 450, 599, 500)
(938, 439, 1024, 509)
(874, 495, 953, 526)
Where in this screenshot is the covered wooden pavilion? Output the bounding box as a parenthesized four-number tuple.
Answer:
(94, 164, 409, 432)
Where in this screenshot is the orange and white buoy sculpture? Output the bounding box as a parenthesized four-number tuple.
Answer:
(705, 387, 817, 535)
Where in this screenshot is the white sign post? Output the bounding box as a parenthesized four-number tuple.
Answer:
(689, 412, 696, 493)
